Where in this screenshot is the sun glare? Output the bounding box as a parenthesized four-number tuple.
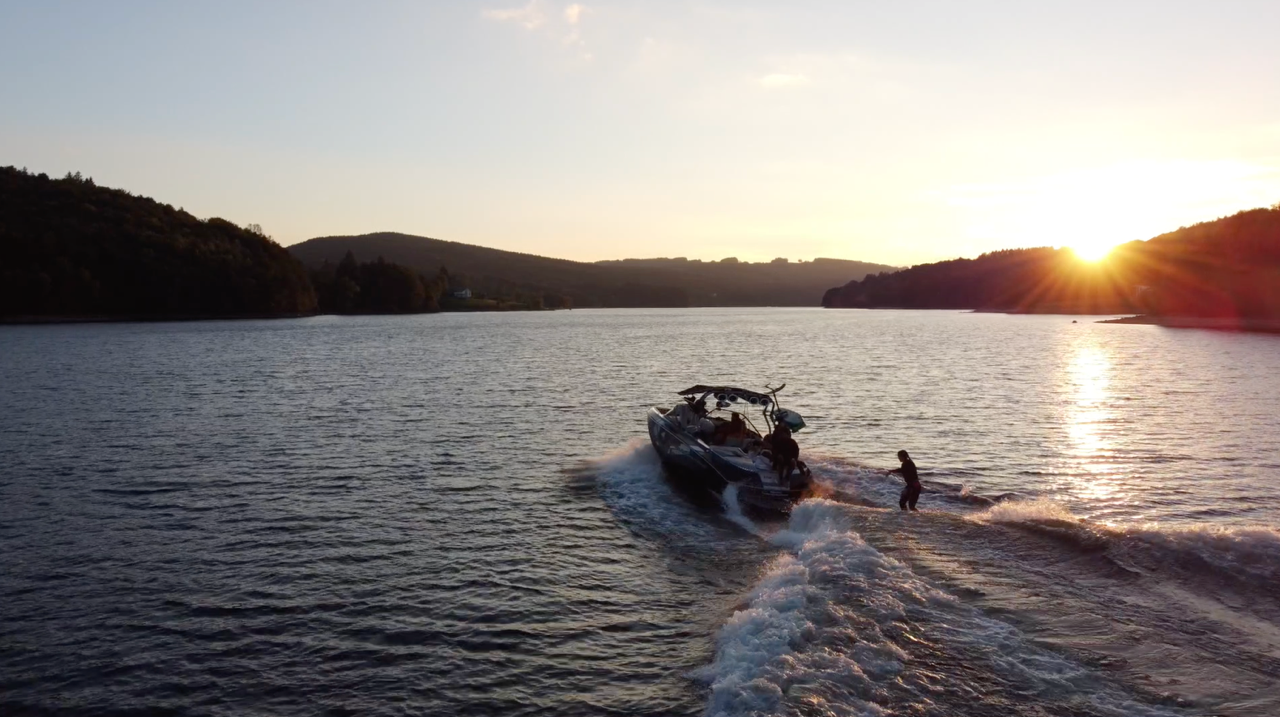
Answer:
(1071, 241, 1115, 262)
(951, 160, 1280, 268)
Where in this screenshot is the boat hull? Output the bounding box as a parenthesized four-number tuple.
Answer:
(646, 407, 809, 514)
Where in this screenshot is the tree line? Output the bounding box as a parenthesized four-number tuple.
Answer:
(823, 204, 1280, 319)
(1, 166, 316, 318)
(2, 166, 890, 319)
(309, 251, 447, 314)
(0, 167, 540, 320)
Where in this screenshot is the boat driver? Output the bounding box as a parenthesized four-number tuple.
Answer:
(770, 424, 800, 479)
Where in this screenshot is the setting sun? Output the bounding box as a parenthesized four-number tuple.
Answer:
(1071, 240, 1116, 262)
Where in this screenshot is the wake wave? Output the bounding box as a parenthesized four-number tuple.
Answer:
(576, 440, 725, 545)
(808, 454, 1279, 589)
(699, 499, 1177, 717)
(974, 499, 1280, 586)
(698, 500, 914, 717)
(578, 440, 769, 554)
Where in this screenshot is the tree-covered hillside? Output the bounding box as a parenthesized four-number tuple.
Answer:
(821, 247, 1140, 313)
(290, 233, 896, 308)
(823, 204, 1280, 319)
(310, 251, 448, 314)
(1135, 206, 1280, 318)
(1, 167, 316, 318)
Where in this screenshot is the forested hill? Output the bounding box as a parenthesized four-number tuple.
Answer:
(822, 204, 1280, 318)
(290, 233, 896, 308)
(1, 166, 316, 319)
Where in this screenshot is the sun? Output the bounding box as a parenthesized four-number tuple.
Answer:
(1070, 240, 1115, 262)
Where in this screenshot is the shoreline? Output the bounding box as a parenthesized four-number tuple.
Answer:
(9, 309, 1280, 334)
(1099, 315, 1280, 334)
(824, 305, 1130, 316)
(0, 312, 317, 326)
(0, 306, 569, 326)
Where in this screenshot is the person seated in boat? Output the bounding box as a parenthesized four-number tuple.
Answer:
(671, 397, 710, 432)
(713, 413, 748, 446)
(669, 401, 691, 425)
(726, 413, 748, 445)
(770, 424, 801, 479)
(709, 418, 729, 445)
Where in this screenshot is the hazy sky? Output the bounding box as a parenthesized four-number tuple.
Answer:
(3, 1, 1279, 265)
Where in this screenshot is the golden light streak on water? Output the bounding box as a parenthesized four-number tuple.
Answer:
(1063, 342, 1126, 507)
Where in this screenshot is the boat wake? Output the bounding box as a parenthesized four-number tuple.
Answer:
(698, 499, 1180, 717)
(586, 444, 1280, 715)
(809, 455, 1280, 589)
(799, 460, 1280, 716)
(573, 439, 729, 548)
(973, 499, 1280, 586)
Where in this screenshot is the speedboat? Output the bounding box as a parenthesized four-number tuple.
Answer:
(647, 384, 812, 514)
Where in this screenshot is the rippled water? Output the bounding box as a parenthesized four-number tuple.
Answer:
(2, 309, 1278, 716)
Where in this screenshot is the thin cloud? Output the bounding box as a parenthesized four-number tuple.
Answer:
(485, 2, 591, 60)
(759, 73, 811, 88)
(482, 1, 545, 30)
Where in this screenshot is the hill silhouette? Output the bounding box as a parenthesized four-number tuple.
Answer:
(1134, 206, 1280, 319)
(289, 233, 896, 308)
(1, 166, 316, 319)
(823, 204, 1280, 321)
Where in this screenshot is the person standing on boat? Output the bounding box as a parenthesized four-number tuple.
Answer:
(770, 424, 800, 480)
(888, 450, 922, 511)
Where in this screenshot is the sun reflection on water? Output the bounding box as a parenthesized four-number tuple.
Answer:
(1063, 342, 1128, 510)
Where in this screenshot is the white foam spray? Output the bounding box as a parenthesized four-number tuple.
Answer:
(807, 459, 902, 509)
(720, 484, 763, 537)
(585, 439, 726, 546)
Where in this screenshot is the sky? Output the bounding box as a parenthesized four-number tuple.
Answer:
(2, 1, 1279, 266)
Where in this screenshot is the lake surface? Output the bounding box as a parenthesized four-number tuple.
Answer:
(2, 309, 1279, 716)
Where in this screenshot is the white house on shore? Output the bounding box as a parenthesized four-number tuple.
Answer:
(451, 288, 472, 300)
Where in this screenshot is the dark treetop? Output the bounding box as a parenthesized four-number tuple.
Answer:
(1, 166, 316, 319)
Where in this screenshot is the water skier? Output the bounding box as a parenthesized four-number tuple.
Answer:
(887, 450, 921, 511)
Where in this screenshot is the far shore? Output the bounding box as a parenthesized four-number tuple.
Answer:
(827, 305, 1131, 315)
(1099, 315, 1280, 334)
(0, 312, 318, 325)
(8, 310, 1280, 334)
(0, 307, 561, 326)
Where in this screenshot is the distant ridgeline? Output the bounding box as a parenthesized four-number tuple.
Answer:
(0, 167, 524, 320)
(1, 166, 897, 321)
(823, 205, 1280, 319)
(0, 166, 316, 319)
(290, 233, 897, 308)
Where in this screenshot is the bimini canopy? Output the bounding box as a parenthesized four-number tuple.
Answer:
(678, 385, 776, 407)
